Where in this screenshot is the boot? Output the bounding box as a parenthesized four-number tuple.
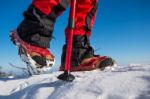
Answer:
(10, 30, 55, 73)
(60, 35, 115, 71)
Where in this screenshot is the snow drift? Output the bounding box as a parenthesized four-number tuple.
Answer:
(0, 65, 150, 99)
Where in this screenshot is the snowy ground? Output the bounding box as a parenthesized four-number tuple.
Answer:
(0, 65, 150, 99)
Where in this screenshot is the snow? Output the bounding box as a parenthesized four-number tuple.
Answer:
(0, 65, 150, 99)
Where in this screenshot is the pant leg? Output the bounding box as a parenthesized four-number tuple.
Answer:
(65, 0, 98, 38)
(17, 0, 70, 48)
(61, 0, 98, 67)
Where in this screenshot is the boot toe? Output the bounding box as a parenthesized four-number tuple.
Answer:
(99, 57, 115, 70)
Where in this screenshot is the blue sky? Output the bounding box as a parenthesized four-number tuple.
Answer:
(0, 0, 150, 73)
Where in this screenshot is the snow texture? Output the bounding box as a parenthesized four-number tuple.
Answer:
(0, 65, 150, 99)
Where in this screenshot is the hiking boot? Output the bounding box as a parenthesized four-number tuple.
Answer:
(10, 30, 55, 72)
(60, 35, 115, 71)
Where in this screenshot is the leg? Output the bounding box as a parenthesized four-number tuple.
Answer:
(66, 0, 98, 37)
(18, 0, 70, 48)
(10, 0, 70, 71)
(61, 0, 115, 71)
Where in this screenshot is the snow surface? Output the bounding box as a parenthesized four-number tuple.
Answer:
(0, 65, 150, 99)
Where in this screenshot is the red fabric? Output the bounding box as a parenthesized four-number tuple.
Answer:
(73, 0, 98, 36)
(32, 0, 98, 36)
(32, 0, 60, 15)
